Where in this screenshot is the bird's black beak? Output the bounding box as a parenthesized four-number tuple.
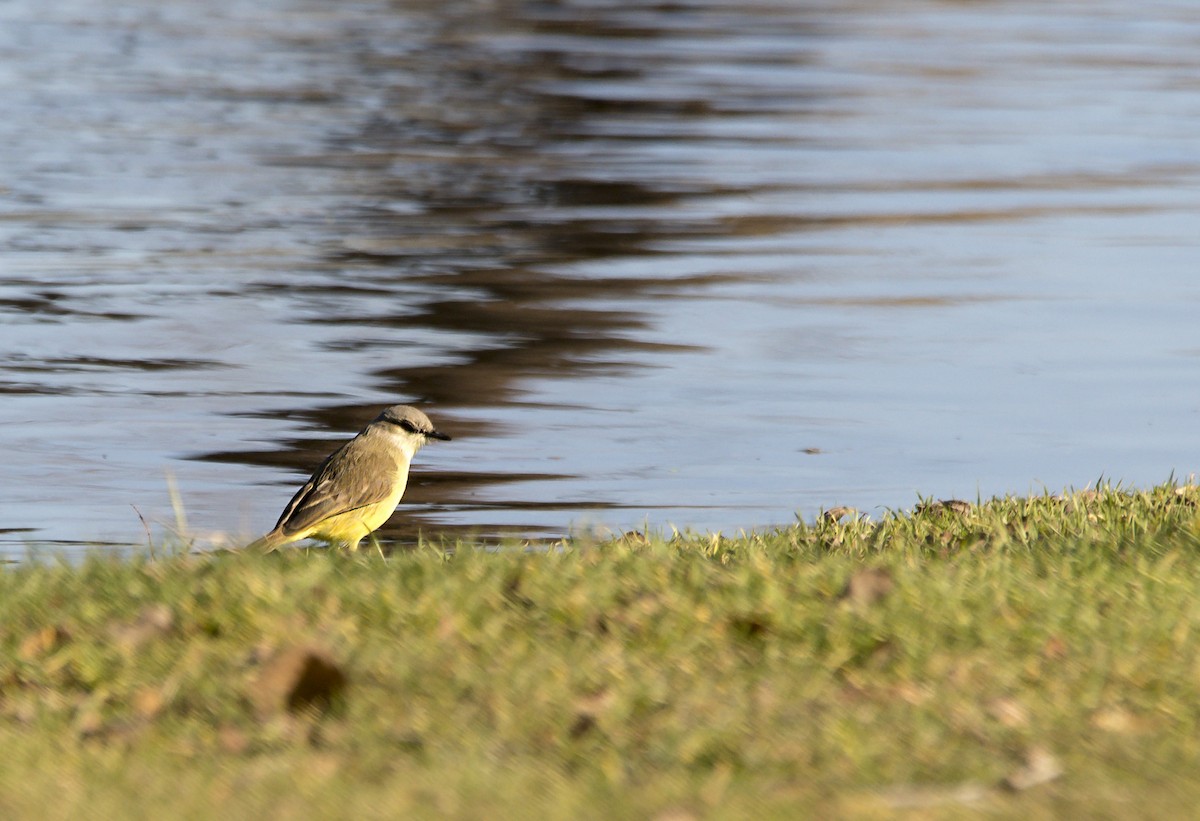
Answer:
(425, 429, 451, 441)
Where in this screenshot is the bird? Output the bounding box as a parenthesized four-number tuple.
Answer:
(248, 405, 450, 551)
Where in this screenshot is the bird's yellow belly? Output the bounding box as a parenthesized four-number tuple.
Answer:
(308, 479, 407, 549)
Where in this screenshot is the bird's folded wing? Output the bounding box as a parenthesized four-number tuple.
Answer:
(274, 444, 397, 537)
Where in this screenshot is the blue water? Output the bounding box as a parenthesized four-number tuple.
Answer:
(3, 0, 1199, 557)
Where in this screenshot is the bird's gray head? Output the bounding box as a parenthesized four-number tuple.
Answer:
(372, 405, 451, 449)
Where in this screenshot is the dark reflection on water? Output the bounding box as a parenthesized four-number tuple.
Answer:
(3, 0, 1200, 556)
(198, 0, 804, 544)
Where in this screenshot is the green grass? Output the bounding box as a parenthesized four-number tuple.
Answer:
(4, 482, 1200, 818)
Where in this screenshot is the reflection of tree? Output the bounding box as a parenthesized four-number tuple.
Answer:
(199, 0, 807, 542)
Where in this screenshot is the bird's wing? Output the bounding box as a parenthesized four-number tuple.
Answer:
(274, 439, 399, 537)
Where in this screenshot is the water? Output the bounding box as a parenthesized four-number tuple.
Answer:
(3, 0, 1200, 558)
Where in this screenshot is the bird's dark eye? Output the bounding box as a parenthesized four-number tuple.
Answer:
(398, 419, 418, 433)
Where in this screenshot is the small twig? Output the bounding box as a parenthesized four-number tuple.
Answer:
(131, 504, 154, 557)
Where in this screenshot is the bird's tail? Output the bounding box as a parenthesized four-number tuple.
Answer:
(244, 529, 289, 553)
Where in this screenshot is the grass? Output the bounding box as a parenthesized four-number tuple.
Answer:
(3, 481, 1200, 818)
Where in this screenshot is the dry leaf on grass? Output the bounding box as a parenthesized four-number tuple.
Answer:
(840, 568, 894, 607)
(999, 747, 1062, 792)
(250, 646, 348, 717)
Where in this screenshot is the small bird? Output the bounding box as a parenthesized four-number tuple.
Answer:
(249, 405, 450, 551)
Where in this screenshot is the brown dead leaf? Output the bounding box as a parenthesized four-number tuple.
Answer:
(1091, 706, 1144, 735)
(132, 687, 166, 720)
(894, 682, 931, 706)
(217, 725, 251, 754)
(568, 688, 617, 740)
(568, 712, 598, 739)
(574, 689, 615, 716)
(18, 625, 70, 661)
(74, 709, 105, 739)
(110, 604, 175, 652)
(436, 615, 459, 642)
(1041, 635, 1069, 661)
(840, 568, 894, 607)
(986, 697, 1029, 729)
(999, 747, 1062, 792)
(250, 646, 348, 717)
